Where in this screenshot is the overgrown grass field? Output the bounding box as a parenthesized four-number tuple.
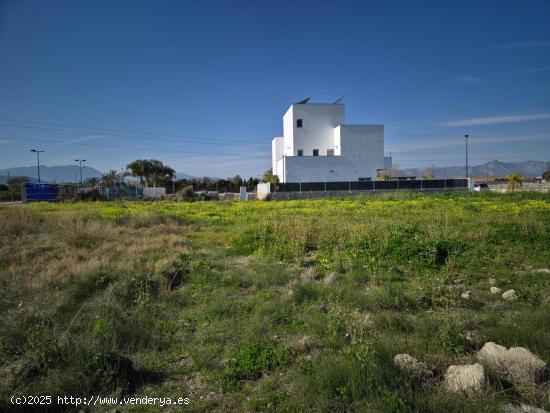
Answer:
(1, 192, 549, 412)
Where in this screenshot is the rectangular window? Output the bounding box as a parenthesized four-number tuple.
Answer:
(296, 119, 303, 128)
(313, 149, 319, 156)
(327, 149, 335, 156)
(297, 149, 303, 156)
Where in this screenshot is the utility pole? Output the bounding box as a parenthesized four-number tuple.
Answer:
(464, 134, 469, 180)
(75, 159, 86, 185)
(431, 164, 434, 179)
(30, 149, 44, 183)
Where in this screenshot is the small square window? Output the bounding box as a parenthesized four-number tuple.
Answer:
(313, 149, 319, 156)
(297, 149, 303, 156)
(327, 149, 335, 156)
(296, 119, 303, 128)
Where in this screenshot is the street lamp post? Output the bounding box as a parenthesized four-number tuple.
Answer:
(75, 159, 87, 185)
(30, 149, 45, 183)
(464, 134, 469, 180)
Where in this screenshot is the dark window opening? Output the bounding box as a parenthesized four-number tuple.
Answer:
(313, 149, 319, 156)
(358, 177, 372, 181)
(296, 119, 303, 128)
(297, 149, 303, 156)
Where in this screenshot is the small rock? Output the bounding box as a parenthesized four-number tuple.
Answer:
(477, 342, 547, 384)
(322, 272, 337, 285)
(393, 354, 432, 378)
(300, 267, 316, 282)
(502, 289, 517, 300)
(520, 404, 549, 413)
(535, 268, 550, 274)
(505, 404, 550, 413)
(297, 335, 314, 351)
(490, 286, 501, 294)
(461, 290, 471, 299)
(444, 363, 487, 393)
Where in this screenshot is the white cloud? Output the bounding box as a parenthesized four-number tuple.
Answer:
(388, 133, 550, 153)
(0, 139, 12, 144)
(57, 135, 107, 145)
(440, 113, 550, 127)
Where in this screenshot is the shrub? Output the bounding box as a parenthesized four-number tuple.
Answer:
(292, 283, 319, 305)
(224, 340, 288, 382)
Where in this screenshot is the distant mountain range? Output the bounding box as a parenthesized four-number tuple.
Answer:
(0, 165, 198, 184)
(0, 160, 547, 184)
(397, 160, 549, 179)
(0, 165, 103, 183)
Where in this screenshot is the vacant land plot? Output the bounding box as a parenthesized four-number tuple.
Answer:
(1, 192, 549, 412)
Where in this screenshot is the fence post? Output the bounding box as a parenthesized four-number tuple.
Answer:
(324, 182, 327, 192)
(420, 179, 423, 191)
(348, 180, 351, 193)
(444, 179, 447, 191)
(299, 182, 302, 193)
(397, 179, 399, 191)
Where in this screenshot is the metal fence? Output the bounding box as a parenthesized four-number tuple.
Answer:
(22, 183, 59, 202)
(22, 184, 149, 202)
(271, 179, 469, 193)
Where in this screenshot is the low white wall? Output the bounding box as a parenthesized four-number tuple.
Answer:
(143, 187, 166, 199)
(256, 183, 271, 200)
(283, 156, 357, 182)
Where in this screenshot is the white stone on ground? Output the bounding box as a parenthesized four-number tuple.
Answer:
(502, 289, 517, 300)
(461, 290, 471, 299)
(490, 286, 501, 294)
(504, 403, 550, 413)
(477, 342, 547, 384)
(444, 363, 487, 393)
(393, 354, 432, 378)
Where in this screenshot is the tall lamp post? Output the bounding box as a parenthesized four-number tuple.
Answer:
(75, 159, 86, 185)
(30, 149, 45, 183)
(464, 134, 469, 180)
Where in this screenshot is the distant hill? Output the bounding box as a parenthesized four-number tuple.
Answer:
(0, 165, 103, 183)
(397, 160, 549, 179)
(0, 160, 547, 184)
(175, 172, 196, 180)
(0, 165, 198, 184)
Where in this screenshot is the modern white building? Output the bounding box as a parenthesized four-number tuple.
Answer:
(272, 99, 391, 183)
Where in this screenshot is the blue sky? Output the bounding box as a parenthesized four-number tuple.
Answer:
(0, 0, 549, 177)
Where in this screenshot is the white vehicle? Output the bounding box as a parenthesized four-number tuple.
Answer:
(473, 183, 489, 192)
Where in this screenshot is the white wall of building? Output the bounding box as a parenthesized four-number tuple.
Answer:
(283, 156, 357, 182)
(272, 137, 284, 176)
(290, 104, 344, 157)
(282, 105, 294, 157)
(272, 102, 385, 183)
(336, 124, 384, 180)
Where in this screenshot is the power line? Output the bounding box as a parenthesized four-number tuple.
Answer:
(0, 95, 279, 128)
(0, 121, 266, 147)
(0, 134, 270, 158)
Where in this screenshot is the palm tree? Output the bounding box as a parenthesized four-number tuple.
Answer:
(101, 170, 121, 188)
(85, 177, 100, 188)
(161, 165, 176, 186)
(127, 160, 147, 185)
(507, 173, 524, 192)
